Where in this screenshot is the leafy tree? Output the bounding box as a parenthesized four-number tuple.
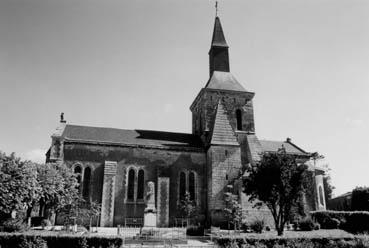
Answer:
(351, 187, 369, 211)
(32, 162, 79, 225)
(0, 152, 41, 218)
(243, 149, 309, 236)
(180, 191, 197, 226)
(35, 163, 79, 219)
(224, 185, 242, 231)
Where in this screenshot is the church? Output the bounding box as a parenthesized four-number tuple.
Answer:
(46, 16, 326, 227)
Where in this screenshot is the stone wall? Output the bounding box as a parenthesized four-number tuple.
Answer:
(63, 142, 206, 226)
(207, 145, 242, 226)
(192, 89, 255, 136)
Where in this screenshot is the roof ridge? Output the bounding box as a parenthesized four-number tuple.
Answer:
(65, 124, 196, 136)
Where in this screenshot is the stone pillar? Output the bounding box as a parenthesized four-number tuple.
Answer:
(100, 161, 117, 227)
(315, 173, 326, 210)
(157, 177, 170, 227)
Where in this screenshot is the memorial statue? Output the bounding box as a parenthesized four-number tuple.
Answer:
(144, 181, 157, 227)
(145, 181, 156, 212)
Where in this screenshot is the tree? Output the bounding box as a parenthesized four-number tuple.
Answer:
(0, 152, 41, 218)
(224, 185, 242, 231)
(243, 149, 309, 236)
(180, 191, 197, 226)
(35, 163, 79, 222)
(351, 187, 369, 211)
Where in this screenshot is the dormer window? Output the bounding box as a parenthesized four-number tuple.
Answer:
(236, 109, 242, 130)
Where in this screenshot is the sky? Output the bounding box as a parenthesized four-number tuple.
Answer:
(0, 0, 368, 196)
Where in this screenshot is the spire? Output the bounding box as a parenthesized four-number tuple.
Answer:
(209, 16, 230, 76)
(211, 17, 228, 48)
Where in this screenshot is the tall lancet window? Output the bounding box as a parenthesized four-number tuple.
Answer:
(236, 109, 242, 130)
(82, 167, 91, 200)
(74, 165, 82, 191)
(137, 169, 145, 200)
(189, 172, 196, 201)
(179, 172, 186, 201)
(127, 169, 135, 201)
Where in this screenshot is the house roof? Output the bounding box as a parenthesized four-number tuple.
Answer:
(61, 124, 203, 150)
(211, 17, 228, 48)
(205, 71, 247, 92)
(211, 101, 239, 146)
(259, 140, 309, 155)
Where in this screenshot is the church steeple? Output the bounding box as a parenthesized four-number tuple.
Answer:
(209, 16, 230, 76)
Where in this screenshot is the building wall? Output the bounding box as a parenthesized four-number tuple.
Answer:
(63, 143, 206, 226)
(206, 145, 242, 226)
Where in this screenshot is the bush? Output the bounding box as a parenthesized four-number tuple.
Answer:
(312, 210, 369, 233)
(41, 219, 51, 228)
(214, 236, 369, 248)
(18, 236, 47, 248)
(0, 234, 123, 248)
(250, 219, 265, 233)
(299, 217, 315, 231)
(2, 218, 28, 232)
(186, 225, 204, 236)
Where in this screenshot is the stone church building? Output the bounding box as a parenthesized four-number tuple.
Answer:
(46, 16, 326, 227)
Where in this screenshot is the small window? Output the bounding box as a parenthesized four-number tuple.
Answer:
(236, 109, 242, 131)
(226, 174, 228, 180)
(127, 169, 135, 201)
(225, 150, 228, 157)
(82, 167, 91, 200)
(137, 169, 145, 200)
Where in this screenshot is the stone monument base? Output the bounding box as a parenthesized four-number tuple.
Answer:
(144, 212, 157, 227)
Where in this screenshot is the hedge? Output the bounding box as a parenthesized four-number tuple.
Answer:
(311, 210, 369, 233)
(0, 233, 123, 248)
(215, 236, 369, 248)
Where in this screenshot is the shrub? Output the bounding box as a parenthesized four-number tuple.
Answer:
(41, 219, 51, 228)
(0, 234, 123, 248)
(2, 218, 28, 232)
(18, 236, 47, 248)
(311, 210, 369, 233)
(214, 236, 369, 248)
(299, 217, 315, 231)
(250, 219, 265, 233)
(186, 225, 204, 236)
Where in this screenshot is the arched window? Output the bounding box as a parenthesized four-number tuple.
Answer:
(319, 185, 324, 206)
(189, 172, 196, 201)
(137, 169, 145, 200)
(82, 167, 91, 200)
(179, 172, 186, 201)
(74, 165, 82, 191)
(127, 169, 135, 201)
(236, 109, 242, 131)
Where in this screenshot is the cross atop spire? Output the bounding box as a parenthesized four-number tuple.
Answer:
(215, 1, 218, 17)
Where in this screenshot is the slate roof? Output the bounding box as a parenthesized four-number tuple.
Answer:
(205, 71, 247, 92)
(61, 124, 203, 150)
(211, 17, 228, 47)
(259, 140, 309, 155)
(211, 101, 239, 146)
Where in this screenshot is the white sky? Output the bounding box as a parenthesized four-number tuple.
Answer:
(0, 0, 368, 196)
